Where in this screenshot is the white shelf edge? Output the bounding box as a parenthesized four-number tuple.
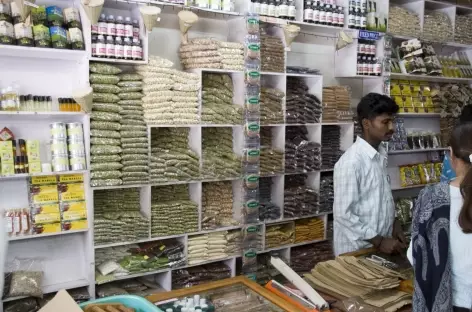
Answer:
(8, 229, 88, 242)
(89, 57, 147, 65)
(0, 170, 88, 181)
(286, 73, 322, 78)
(396, 113, 441, 118)
(95, 233, 186, 249)
(0, 111, 86, 116)
(388, 148, 448, 155)
(0, 45, 86, 61)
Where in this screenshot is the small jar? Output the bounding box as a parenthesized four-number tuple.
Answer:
(115, 15, 124, 37)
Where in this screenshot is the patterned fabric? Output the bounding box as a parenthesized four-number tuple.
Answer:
(333, 137, 395, 256)
(411, 182, 452, 312)
(441, 154, 456, 182)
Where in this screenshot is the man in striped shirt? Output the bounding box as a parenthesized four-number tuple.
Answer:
(333, 93, 407, 256)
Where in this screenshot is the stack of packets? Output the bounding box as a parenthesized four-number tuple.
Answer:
(294, 218, 324, 243)
(187, 230, 241, 265)
(28, 174, 87, 235)
(391, 79, 439, 113)
(322, 86, 353, 122)
(260, 30, 285, 73)
(397, 39, 442, 76)
(291, 241, 334, 274)
(399, 161, 442, 188)
(265, 223, 295, 249)
(321, 125, 342, 170)
(179, 38, 244, 71)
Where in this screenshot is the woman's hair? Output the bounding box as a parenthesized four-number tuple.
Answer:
(450, 122, 472, 233)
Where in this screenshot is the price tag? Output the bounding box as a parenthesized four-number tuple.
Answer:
(358, 30, 380, 41)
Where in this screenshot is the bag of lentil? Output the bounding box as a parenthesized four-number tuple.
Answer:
(118, 73, 143, 81)
(92, 84, 121, 94)
(90, 73, 120, 85)
(90, 63, 122, 75)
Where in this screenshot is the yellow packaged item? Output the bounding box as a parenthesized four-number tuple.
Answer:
(400, 166, 411, 187)
(28, 161, 42, 174)
(419, 163, 430, 184)
(62, 220, 87, 231)
(60, 201, 86, 212)
(390, 82, 402, 96)
(32, 212, 61, 224)
(62, 209, 87, 222)
(32, 222, 61, 235)
(59, 174, 84, 183)
(1, 163, 15, 176)
(30, 184, 59, 204)
(411, 164, 422, 185)
(400, 84, 412, 96)
(402, 96, 415, 113)
(31, 175, 57, 185)
(412, 97, 425, 113)
(26, 140, 40, 161)
(31, 203, 60, 216)
(58, 183, 85, 202)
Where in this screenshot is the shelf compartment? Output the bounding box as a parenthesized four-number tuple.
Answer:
(0, 170, 88, 181)
(388, 148, 448, 155)
(8, 229, 88, 242)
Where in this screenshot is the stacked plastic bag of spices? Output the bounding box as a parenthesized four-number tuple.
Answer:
(202, 73, 243, 125)
(136, 56, 199, 125)
(319, 173, 334, 213)
(202, 181, 238, 230)
(117, 72, 149, 185)
(94, 188, 149, 245)
(202, 127, 241, 178)
(290, 241, 334, 274)
(388, 6, 421, 37)
(150, 128, 200, 183)
(187, 231, 231, 265)
(454, 15, 472, 44)
(285, 126, 321, 173)
(321, 125, 342, 170)
(265, 223, 295, 249)
(150, 184, 198, 237)
(95, 278, 165, 298)
(294, 218, 324, 243)
(179, 38, 244, 70)
(284, 174, 320, 217)
(260, 127, 284, 176)
(423, 10, 453, 42)
(259, 177, 281, 221)
(260, 28, 285, 73)
(286, 77, 322, 124)
(172, 263, 231, 289)
(89, 63, 123, 187)
(260, 87, 284, 125)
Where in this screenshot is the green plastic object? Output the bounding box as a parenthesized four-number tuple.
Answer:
(79, 295, 164, 312)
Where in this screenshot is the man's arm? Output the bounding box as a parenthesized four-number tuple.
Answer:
(333, 162, 378, 242)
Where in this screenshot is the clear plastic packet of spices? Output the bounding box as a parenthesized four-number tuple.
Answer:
(243, 189, 259, 224)
(245, 34, 261, 61)
(244, 117, 260, 146)
(246, 13, 260, 35)
(245, 85, 261, 117)
(242, 224, 262, 250)
(245, 59, 261, 86)
(242, 249, 258, 274)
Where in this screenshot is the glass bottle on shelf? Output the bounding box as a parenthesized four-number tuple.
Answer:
(106, 35, 115, 58)
(360, 9, 366, 29)
(357, 39, 363, 56)
(116, 16, 124, 37)
(253, 0, 261, 14)
(98, 14, 107, 35)
(313, 1, 320, 24)
(132, 19, 140, 38)
(371, 41, 376, 56)
(124, 37, 132, 60)
(260, 0, 268, 15)
(132, 38, 142, 60)
(115, 36, 124, 59)
(91, 35, 97, 57)
(319, 3, 326, 24)
(361, 56, 368, 75)
(96, 34, 106, 58)
(268, 0, 276, 16)
(279, 0, 288, 19)
(326, 4, 333, 25)
(348, 7, 355, 28)
(107, 15, 116, 36)
(332, 5, 339, 26)
(304, 0, 313, 22)
(354, 8, 361, 29)
(124, 17, 133, 37)
(367, 57, 374, 75)
(275, 0, 281, 18)
(288, 0, 296, 20)
(338, 6, 344, 26)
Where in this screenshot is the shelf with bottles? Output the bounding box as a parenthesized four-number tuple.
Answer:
(89, 4, 147, 63)
(0, 1, 86, 52)
(346, 0, 386, 31)
(301, 0, 346, 28)
(356, 39, 382, 76)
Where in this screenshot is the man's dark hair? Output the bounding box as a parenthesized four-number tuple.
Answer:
(357, 93, 399, 127)
(460, 105, 472, 124)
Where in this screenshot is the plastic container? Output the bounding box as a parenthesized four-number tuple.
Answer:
(79, 295, 164, 312)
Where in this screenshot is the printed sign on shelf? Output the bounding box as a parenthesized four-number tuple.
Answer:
(359, 30, 380, 41)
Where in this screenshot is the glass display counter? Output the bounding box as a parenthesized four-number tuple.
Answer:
(146, 276, 305, 312)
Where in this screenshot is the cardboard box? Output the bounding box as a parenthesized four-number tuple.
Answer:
(26, 140, 40, 161)
(29, 161, 42, 174)
(31, 203, 60, 215)
(60, 201, 86, 212)
(58, 183, 85, 202)
(62, 209, 87, 222)
(39, 290, 83, 312)
(62, 219, 87, 231)
(30, 184, 59, 204)
(32, 222, 61, 234)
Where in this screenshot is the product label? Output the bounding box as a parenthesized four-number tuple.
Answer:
(339, 13, 344, 24)
(31, 175, 57, 185)
(326, 12, 333, 23)
(32, 203, 60, 214)
(288, 5, 296, 17)
(268, 4, 275, 16)
(60, 201, 86, 212)
(107, 23, 116, 36)
(91, 24, 98, 33)
(279, 4, 288, 16)
(33, 212, 61, 224)
(69, 28, 83, 43)
(116, 24, 124, 36)
(97, 43, 106, 57)
(62, 210, 87, 222)
(304, 8, 313, 20)
(59, 174, 84, 183)
(319, 11, 326, 23)
(115, 44, 124, 58)
(247, 97, 259, 105)
(246, 175, 259, 183)
(133, 26, 139, 38)
(246, 200, 259, 209)
(31, 185, 59, 204)
(125, 25, 133, 37)
(248, 17, 259, 25)
(333, 12, 339, 24)
(70, 158, 86, 165)
(246, 226, 259, 233)
(244, 251, 257, 258)
(107, 44, 115, 57)
(98, 22, 107, 34)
